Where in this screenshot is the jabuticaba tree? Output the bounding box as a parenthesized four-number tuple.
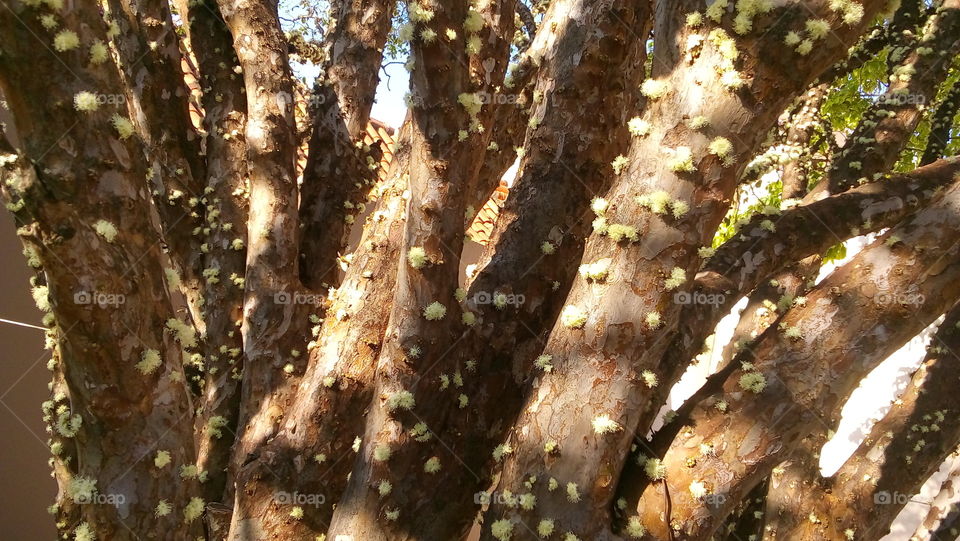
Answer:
(4, 0, 960, 540)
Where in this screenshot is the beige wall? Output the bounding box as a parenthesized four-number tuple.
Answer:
(0, 213, 57, 538)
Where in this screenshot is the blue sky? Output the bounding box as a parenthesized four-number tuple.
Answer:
(369, 63, 410, 128)
(281, 0, 410, 129)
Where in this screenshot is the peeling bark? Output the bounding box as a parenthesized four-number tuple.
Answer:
(6, 0, 960, 539)
(481, 2, 886, 538)
(182, 0, 251, 506)
(829, 0, 960, 193)
(327, 1, 520, 537)
(226, 119, 413, 538)
(762, 303, 960, 540)
(106, 0, 208, 323)
(297, 0, 396, 291)
(215, 0, 311, 500)
(0, 5, 200, 538)
(629, 175, 960, 540)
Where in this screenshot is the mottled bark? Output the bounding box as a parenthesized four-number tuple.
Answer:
(106, 0, 208, 323)
(8, 0, 960, 539)
(914, 461, 960, 540)
(182, 0, 251, 505)
(705, 156, 960, 302)
(297, 0, 396, 291)
(762, 303, 960, 540)
(630, 175, 960, 540)
(333, 0, 655, 538)
(0, 5, 200, 538)
(215, 0, 310, 496)
(327, 0, 519, 537)
(921, 79, 960, 166)
(227, 119, 412, 538)
(829, 0, 960, 193)
(482, 2, 886, 538)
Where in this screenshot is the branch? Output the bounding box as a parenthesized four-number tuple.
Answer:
(463, 49, 538, 225)
(760, 432, 831, 540)
(214, 0, 311, 494)
(717, 256, 822, 373)
(297, 0, 395, 290)
(327, 0, 523, 537)
(829, 1, 960, 192)
(705, 156, 960, 298)
(628, 174, 960, 540)
(227, 118, 412, 536)
(813, 0, 928, 84)
(325, 0, 656, 537)
(516, 1, 537, 39)
(105, 0, 208, 321)
(921, 78, 960, 166)
(0, 6, 200, 537)
(326, 0, 397, 138)
(179, 0, 251, 506)
(233, 0, 649, 535)
(296, 89, 381, 291)
(482, 1, 889, 537)
(715, 476, 771, 541)
(610, 159, 960, 518)
(762, 303, 960, 540)
(913, 460, 960, 540)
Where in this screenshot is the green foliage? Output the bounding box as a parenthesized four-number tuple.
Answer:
(822, 242, 848, 264)
(712, 180, 784, 249)
(384, 4, 411, 62)
(821, 49, 889, 132)
(902, 62, 960, 170)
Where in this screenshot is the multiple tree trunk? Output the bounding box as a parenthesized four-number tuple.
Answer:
(2, 0, 960, 540)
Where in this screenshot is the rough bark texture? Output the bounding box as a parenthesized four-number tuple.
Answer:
(629, 174, 960, 540)
(705, 157, 960, 301)
(0, 5, 200, 539)
(829, 0, 960, 193)
(6, 0, 960, 539)
(297, 0, 396, 291)
(482, 2, 887, 538)
(182, 0, 251, 505)
(921, 78, 960, 166)
(215, 0, 313, 516)
(106, 0, 208, 323)
(761, 303, 960, 540)
(327, 1, 519, 537)
(227, 118, 413, 537)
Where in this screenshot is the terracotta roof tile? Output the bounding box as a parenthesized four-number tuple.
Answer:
(467, 180, 511, 246)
